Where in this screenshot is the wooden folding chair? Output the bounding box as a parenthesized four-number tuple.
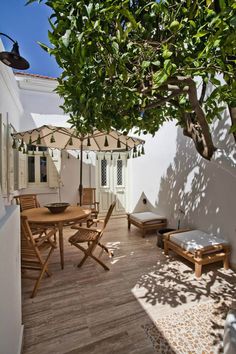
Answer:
(69, 201, 116, 270)
(14, 194, 40, 211)
(79, 188, 99, 227)
(21, 215, 57, 298)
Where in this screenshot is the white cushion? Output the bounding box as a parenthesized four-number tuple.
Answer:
(130, 212, 165, 224)
(170, 230, 228, 253)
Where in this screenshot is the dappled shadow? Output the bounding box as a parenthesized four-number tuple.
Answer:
(135, 257, 236, 308)
(156, 115, 236, 253)
(134, 257, 236, 352)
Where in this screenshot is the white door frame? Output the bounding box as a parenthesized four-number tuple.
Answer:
(96, 152, 129, 215)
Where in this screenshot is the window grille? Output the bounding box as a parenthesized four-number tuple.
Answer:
(101, 159, 107, 186)
(117, 160, 123, 186)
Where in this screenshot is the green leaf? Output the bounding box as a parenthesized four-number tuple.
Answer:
(162, 49, 173, 59)
(169, 20, 180, 32)
(153, 70, 168, 87)
(229, 124, 236, 133)
(219, 0, 226, 11)
(112, 42, 119, 53)
(85, 3, 93, 18)
(193, 31, 208, 38)
(120, 8, 138, 29)
(61, 30, 71, 47)
(141, 61, 151, 69)
(37, 41, 50, 53)
(152, 60, 161, 67)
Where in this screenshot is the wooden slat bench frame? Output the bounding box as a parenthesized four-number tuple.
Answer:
(164, 229, 230, 277)
(127, 213, 167, 238)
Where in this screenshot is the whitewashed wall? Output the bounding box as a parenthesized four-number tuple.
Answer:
(129, 114, 236, 267)
(0, 206, 22, 354)
(0, 40, 24, 354)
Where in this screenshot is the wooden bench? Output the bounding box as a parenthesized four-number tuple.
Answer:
(164, 229, 230, 277)
(127, 212, 167, 237)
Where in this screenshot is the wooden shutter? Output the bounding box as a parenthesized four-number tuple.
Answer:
(7, 124, 15, 193)
(48, 149, 60, 188)
(0, 115, 8, 195)
(18, 152, 27, 189)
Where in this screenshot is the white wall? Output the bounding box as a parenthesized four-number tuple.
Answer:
(0, 40, 23, 354)
(16, 74, 64, 131)
(129, 113, 236, 267)
(0, 205, 23, 354)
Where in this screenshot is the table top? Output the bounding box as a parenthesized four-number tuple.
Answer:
(21, 205, 91, 224)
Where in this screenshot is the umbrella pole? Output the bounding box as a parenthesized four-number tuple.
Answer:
(79, 142, 83, 206)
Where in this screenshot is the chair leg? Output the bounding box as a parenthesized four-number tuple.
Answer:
(78, 253, 89, 267)
(71, 241, 110, 270)
(89, 253, 110, 270)
(98, 242, 113, 257)
(31, 248, 54, 298)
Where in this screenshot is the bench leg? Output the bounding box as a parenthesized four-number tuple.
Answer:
(164, 241, 169, 255)
(128, 217, 131, 230)
(195, 263, 202, 278)
(224, 254, 230, 270)
(142, 229, 146, 238)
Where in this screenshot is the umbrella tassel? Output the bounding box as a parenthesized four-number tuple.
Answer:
(36, 134, 41, 145)
(117, 138, 121, 148)
(104, 136, 109, 147)
(12, 138, 17, 149)
(50, 134, 55, 143)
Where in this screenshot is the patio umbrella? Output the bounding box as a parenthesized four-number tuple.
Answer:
(12, 125, 145, 205)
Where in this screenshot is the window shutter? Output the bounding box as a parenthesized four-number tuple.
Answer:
(0, 115, 8, 195)
(48, 149, 60, 188)
(7, 124, 15, 193)
(18, 152, 27, 189)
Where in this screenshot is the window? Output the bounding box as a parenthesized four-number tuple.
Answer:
(27, 146, 48, 185)
(28, 156, 35, 183)
(101, 159, 107, 186)
(117, 160, 123, 186)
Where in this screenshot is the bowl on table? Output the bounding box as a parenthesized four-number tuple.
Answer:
(45, 202, 70, 214)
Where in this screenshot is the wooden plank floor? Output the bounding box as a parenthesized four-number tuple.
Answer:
(22, 217, 163, 354)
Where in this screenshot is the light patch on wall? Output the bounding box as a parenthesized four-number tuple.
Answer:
(183, 166, 200, 194)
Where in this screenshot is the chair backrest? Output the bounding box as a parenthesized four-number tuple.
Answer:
(20, 215, 42, 261)
(14, 194, 40, 212)
(102, 201, 116, 231)
(82, 188, 97, 208)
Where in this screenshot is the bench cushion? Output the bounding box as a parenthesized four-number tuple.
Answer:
(129, 212, 165, 225)
(170, 230, 228, 253)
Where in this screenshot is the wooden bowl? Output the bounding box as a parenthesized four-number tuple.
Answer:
(45, 202, 70, 214)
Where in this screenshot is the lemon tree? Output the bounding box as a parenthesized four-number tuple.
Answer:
(28, 0, 236, 160)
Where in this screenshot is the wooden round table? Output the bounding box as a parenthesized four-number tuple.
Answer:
(21, 206, 91, 269)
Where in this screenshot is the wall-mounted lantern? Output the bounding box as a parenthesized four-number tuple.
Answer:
(0, 32, 30, 70)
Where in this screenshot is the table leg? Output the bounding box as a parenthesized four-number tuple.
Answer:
(58, 222, 64, 269)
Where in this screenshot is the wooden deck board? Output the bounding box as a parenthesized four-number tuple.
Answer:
(22, 217, 160, 354)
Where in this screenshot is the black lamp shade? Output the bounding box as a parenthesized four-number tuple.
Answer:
(0, 42, 30, 70)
